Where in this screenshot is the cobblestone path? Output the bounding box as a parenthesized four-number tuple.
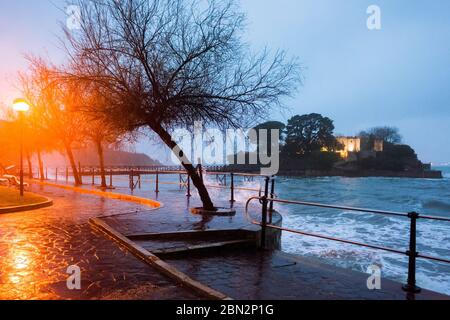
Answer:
(166, 249, 448, 300)
(0, 184, 199, 300)
(3, 181, 447, 300)
(95, 185, 449, 300)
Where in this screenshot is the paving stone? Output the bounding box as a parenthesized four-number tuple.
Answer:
(0, 184, 199, 300)
(3, 182, 447, 301)
(165, 249, 448, 300)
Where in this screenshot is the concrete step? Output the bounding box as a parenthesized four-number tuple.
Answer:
(127, 229, 256, 241)
(149, 239, 255, 258)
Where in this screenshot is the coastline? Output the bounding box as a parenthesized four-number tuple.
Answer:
(222, 166, 443, 179)
(276, 169, 443, 179)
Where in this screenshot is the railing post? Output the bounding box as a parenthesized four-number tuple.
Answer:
(92, 168, 95, 185)
(155, 170, 159, 193)
(78, 162, 82, 184)
(269, 177, 275, 223)
(186, 175, 191, 197)
(55, 168, 58, 182)
(66, 167, 69, 183)
(109, 170, 113, 188)
(45, 167, 48, 180)
(403, 211, 421, 294)
(198, 163, 204, 184)
(230, 173, 235, 203)
(130, 169, 134, 191)
(260, 177, 270, 249)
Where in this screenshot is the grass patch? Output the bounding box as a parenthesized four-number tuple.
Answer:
(0, 186, 48, 208)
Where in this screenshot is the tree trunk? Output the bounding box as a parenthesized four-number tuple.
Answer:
(37, 149, 45, 180)
(95, 138, 107, 188)
(65, 143, 82, 185)
(26, 152, 33, 179)
(151, 122, 215, 210)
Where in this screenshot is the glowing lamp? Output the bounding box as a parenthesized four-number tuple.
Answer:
(11, 98, 31, 197)
(12, 98, 30, 112)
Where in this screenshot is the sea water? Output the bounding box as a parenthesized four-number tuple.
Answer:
(273, 166, 450, 295)
(54, 166, 450, 295)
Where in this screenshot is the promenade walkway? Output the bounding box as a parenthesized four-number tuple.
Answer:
(98, 185, 448, 300)
(0, 184, 199, 300)
(1, 180, 448, 300)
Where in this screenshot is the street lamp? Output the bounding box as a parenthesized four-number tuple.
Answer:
(12, 98, 30, 196)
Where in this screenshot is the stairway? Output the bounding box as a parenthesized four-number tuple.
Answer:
(126, 229, 257, 258)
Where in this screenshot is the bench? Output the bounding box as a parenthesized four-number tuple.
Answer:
(2, 175, 29, 188)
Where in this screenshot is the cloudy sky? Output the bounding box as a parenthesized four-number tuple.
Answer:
(1, 0, 449, 163)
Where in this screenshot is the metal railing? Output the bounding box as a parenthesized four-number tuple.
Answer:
(26, 165, 267, 202)
(245, 177, 450, 294)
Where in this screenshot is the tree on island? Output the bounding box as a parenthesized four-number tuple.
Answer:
(359, 126, 402, 144)
(358, 143, 422, 171)
(64, 0, 300, 210)
(283, 113, 339, 156)
(252, 121, 286, 156)
(356, 126, 426, 171)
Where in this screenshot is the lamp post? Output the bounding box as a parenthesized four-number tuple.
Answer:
(12, 98, 30, 197)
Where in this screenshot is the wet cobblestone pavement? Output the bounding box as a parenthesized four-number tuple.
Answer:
(0, 184, 200, 300)
(166, 249, 448, 300)
(94, 182, 449, 300)
(3, 179, 448, 300)
(101, 189, 256, 236)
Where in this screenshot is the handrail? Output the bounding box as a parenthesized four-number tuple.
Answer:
(38, 166, 265, 202)
(245, 196, 450, 222)
(60, 165, 269, 178)
(245, 190, 450, 295)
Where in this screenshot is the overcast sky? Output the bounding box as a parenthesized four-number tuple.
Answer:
(1, 0, 449, 163)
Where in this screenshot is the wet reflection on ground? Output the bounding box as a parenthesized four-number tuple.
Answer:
(0, 184, 199, 300)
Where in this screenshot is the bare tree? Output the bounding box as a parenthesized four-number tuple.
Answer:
(64, 0, 300, 210)
(80, 84, 136, 188)
(84, 122, 124, 189)
(18, 69, 60, 180)
(25, 58, 85, 185)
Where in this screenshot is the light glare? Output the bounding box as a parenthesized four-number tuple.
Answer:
(12, 99, 30, 112)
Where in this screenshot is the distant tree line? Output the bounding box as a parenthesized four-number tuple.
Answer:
(234, 114, 423, 172)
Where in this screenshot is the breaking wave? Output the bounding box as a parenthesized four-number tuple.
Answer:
(276, 171, 450, 295)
